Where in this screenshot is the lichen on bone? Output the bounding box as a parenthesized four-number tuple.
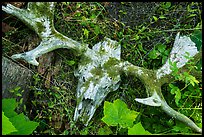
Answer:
(74, 38, 121, 125)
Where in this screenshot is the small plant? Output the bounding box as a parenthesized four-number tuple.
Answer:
(166, 30, 202, 133)
(2, 98, 39, 135)
(148, 43, 171, 67)
(101, 99, 151, 135)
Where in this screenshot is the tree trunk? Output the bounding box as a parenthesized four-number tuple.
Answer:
(2, 56, 33, 111)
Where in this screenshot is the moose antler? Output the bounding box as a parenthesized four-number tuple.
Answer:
(2, 2, 86, 66)
(121, 33, 202, 133)
(3, 2, 202, 133)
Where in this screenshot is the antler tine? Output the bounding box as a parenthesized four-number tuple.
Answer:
(2, 2, 55, 38)
(122, 32, 202, 133)
(2, 2, 87, 66)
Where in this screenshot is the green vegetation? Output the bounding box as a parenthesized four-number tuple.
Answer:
(101, 99, 150, 135)
(2, 98, 39, 135)
(2, 111, 18, 135)
(2, 2, 202, 135)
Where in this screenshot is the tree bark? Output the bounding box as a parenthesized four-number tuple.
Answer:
(2, 56, 33, 111)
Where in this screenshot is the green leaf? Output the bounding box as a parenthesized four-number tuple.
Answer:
(190, 30, 202, 51)
(175, 89, 181, 106)
(148, 49, 159, 59)
(128, 122, 151, 135)
(169, 59, 179, 76)
(134, 34, 140, 40)
(183, 72, 199, 86)
(188, 75, 199, 86)
(159, 15, 166, 19)
(170, 85, 179, 95)
(172, 121, 191, 133)
(162, 2, 171, 9)
(2, 111, 18, 135)
(2, 98, 39, 135)
(139, 26, 146, 33)
(94, 25, 100, 35)
(157, 44, 166, 53)
(165, 2, 171, 8)
(2, 98, 18, 118)
(169, 84, 181, 106)
(9, 113, 39, 135)
(102, 99, 139, 128)
(83, 28, 89, 39)
(90, 14, 96, 19)
(138, 43, 146, 53)
(153, 16, 158, 22)
(66, 60, 76, 66)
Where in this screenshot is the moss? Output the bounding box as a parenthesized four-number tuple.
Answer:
(103, 57, 120, 80)
(98, 46, 106, 55)
(90, 66, 103, 78)
(79, 55, 92, 66)
(35, 22, 45, 34)
(28, 2, 54, 19)
(126, 65, 138, 74)
(55, 31, 68, 41)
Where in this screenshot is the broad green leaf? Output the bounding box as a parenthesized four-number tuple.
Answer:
(2, 111, 18, 135)
(2, 98, 39, 135)
(190, 29, 202, 51)
(102, 99, 139, 128)
(2, 98, 18, 118)
(169, 59, 179, 76)
(128, 122, 151, 135)
(9, 113, 39, 135)
(169, 83, 175, 89)
(170, 85, 179, 95)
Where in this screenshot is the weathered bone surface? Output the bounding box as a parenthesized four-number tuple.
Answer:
(134, 32, 199, 104)
(2, 2, 202, 133)
(74, 38, 121, 125)
(156, 32, 198, 79)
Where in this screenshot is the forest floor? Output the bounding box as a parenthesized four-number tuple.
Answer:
(2, 2, 202, 135)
